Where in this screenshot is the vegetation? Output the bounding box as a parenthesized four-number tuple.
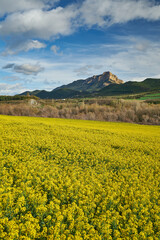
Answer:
(0, 95, 38, 102)
(138, 93, 160, 100)
(98, 79, 160, 96)
(0, 115, 159, 239)
(20, 78, 160, 99)
(0, 98, 159, 125)
(38, 89, 86, 99)
(20, 88, 88, 100)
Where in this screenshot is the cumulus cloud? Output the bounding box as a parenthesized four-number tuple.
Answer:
(14, 64, 44, 75)
(0, 6, 77, 39)
(0, 0, 160, 54)
(2, 40, 46, 55)
(0, 0, 59, 17)
(80, 0, 160, 27)
(2, 63, 44, 75)
(24, 40, 46, 51)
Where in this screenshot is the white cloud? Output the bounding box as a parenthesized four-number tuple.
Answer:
(0, 0, 59, 17)
(2, 62, 44, 75)
(51, 45, 63, 55)
(14, 64, 44, 75)
(2, 40, 46, 55)
(0, 83, 26, 95)
(80, 0, 160, 27)
(24, 40, 46, 51)
(0, 0, 160, 55)
(0, 6, 77, 39)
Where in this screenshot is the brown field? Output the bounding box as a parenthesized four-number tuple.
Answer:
(0, 98, 160, 125)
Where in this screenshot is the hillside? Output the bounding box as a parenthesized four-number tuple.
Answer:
(39, 88, 86, 99)
(21, 88, 87, 99)
(97, 78, 160, 96)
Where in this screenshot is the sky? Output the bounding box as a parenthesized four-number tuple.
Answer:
(0, 0, 160, 95)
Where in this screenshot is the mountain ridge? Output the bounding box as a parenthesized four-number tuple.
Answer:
(19, 72, 160, 99)
(20, 71, 124, 98)
(55, 71, 124, 92)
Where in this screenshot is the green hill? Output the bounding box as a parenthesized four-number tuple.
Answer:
(44, 88, 84, 99)
(20, 88, 85, 99)
(97, 78, 160, 96)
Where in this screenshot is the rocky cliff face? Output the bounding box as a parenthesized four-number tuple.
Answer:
(86, 71, 124, 87)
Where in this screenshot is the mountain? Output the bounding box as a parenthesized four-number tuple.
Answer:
(19, 72, 160, 99)
(97, 78, 160, 96)
(56, 71, 124, 92)
(20, 71, 124, 99)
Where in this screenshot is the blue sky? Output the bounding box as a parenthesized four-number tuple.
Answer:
(0, 0, 160, 95)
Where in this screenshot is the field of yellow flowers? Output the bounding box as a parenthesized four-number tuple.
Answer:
(0, 115, 159, 240)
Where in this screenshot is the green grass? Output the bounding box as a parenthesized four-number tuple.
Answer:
(124, 92, 160, 101)
(139, 93, 160, 100)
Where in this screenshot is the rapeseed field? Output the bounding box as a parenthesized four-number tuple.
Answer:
(0, 115, 159, 240)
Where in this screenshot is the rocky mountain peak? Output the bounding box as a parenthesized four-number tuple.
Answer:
(86, 71, 124, 87)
